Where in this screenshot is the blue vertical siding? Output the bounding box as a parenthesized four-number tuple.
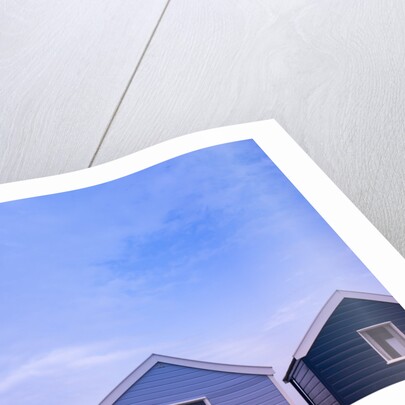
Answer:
(290, 360, 338, 405)
(114, 362, 288, 405)
(299, 298, 405, 404)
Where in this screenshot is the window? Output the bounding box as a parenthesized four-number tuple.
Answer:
(170, 398, 211, 405)
(358, 321, 405, 364)
(176, 402, 205, 405)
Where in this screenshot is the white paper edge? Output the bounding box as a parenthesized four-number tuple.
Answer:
(1, 119, 405, 404)
(353, 380, 405, 405)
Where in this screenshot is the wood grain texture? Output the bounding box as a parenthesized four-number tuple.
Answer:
(0, 0, 167, 182)
(93, 0, 405, 256)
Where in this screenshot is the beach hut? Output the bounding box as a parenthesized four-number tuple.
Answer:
(100, 353, 291, 404)
(284, 290, 405, 404)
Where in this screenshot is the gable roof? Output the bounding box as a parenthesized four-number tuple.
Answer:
(99, 354, 275, 405)
(292, 290, 397, 360)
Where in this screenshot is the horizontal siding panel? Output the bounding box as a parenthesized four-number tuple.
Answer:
(291, 360, 338, 405)
(312, 307, 405, 350)
(313, 316, 405, 352)
(210, 379, 286, 405)
(312, 386, 338, 405)
(133, 370, 222, 393)
(114, 363, 288, 405)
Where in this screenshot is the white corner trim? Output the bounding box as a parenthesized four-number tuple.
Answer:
(99, 353, 275, 405)
(99, 354, 158, 405)
(293, 290, 397, 360)
(267, 375, 294, 405)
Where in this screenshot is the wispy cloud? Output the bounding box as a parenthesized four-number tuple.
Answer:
(265, 296, 312, 331)
(0, 344, 140, 394)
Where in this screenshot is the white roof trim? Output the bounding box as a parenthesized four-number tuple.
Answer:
(293, 290, 397, 360)
(99, 353, 275, 405)
(267, 375, 294, 405)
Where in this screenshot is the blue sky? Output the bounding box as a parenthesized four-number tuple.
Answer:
(0, 140, 388, 404)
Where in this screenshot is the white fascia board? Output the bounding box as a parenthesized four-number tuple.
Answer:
(293, 290, 397, 360)
(99, 354, 158, 405)
(267, 375, 294, 405)
(150, 354, 275, 375)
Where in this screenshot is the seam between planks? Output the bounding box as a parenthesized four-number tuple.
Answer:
(88, 0, 172, 167)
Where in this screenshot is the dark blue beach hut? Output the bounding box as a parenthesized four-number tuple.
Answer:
(99, 353, 291, 405)
(284, 290, 405, 405)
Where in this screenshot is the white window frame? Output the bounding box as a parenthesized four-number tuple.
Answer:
(358, 321, 405, 364)
(169, 398, 212, 405)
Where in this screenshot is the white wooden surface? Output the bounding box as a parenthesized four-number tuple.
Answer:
(0, 0, 167, 181)
(1, 0, 405, 256)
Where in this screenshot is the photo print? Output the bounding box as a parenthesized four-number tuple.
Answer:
(1, 121, 404, 405)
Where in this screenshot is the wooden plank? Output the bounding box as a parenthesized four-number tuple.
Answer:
(94, 0, 405, 256)
(0, 0, 168, 183)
